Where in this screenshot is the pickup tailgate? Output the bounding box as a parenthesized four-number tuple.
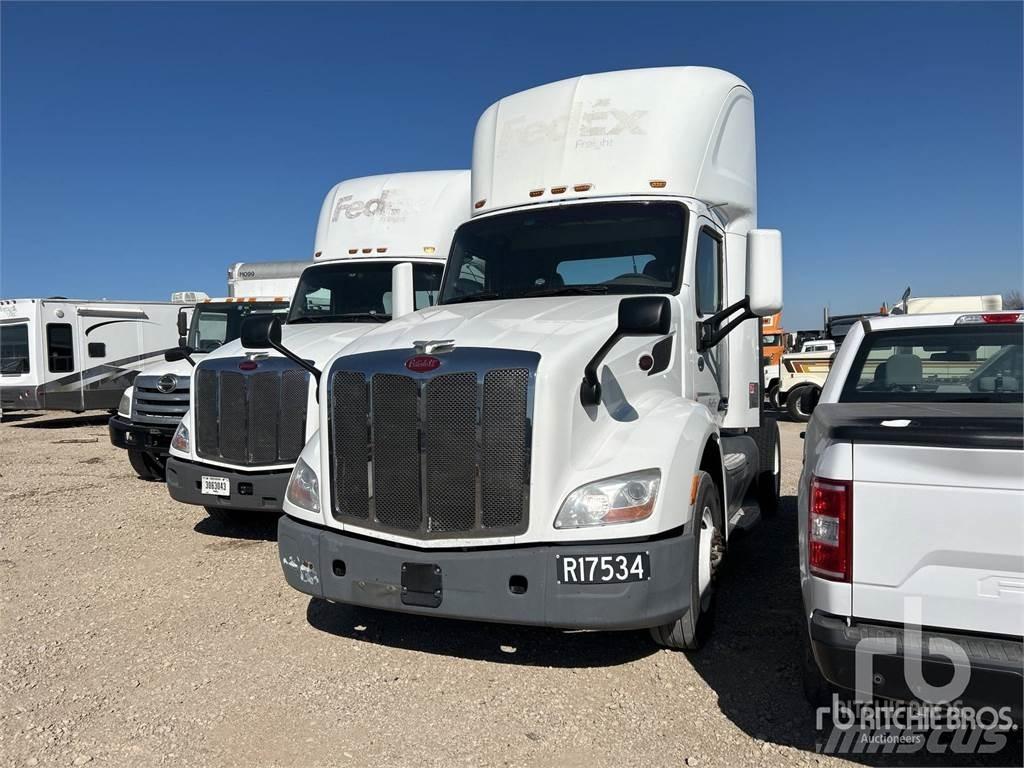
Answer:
(846, 407, 1024, 636)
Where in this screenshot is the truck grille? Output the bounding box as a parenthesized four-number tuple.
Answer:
(131, 375, 190, 426)
(328, 349, 537, 539)
(194, 359, 309, 466)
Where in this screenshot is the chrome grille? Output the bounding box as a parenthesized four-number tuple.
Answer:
(328, 348, 536, 539)
(131, 375, 190, 426)
(194, 359, 310, 466)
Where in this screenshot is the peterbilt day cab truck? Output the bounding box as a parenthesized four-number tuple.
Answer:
(165, 171, 468, 523)
(266, 67, 783, 649)
(799, 310, 1023, 718)
(109, 291, 298, 480)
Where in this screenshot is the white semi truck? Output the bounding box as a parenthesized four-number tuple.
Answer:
(165, 171, 468, 522)
(266, 67, 783, 648)
(0, 296, 195, 415)
(108, 261, 307, 480)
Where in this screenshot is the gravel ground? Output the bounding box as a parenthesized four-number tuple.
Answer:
(1, 411, 1019, 767)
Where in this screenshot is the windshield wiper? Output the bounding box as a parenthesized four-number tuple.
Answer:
(521, 285, 609, 298)
(442, 292, 502, 305)
(289, 313, 390, 324)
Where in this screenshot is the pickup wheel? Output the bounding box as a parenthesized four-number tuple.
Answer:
(786, 385, 813, 422)
(751, 417, 781, 517)
(649, 471, 722, 651)
(128, 449, 164, 481)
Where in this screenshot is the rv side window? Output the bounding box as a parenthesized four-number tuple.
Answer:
(695, 228, 722, 316)
(1, 323, 30, 375)
(46, 323, 75, 373)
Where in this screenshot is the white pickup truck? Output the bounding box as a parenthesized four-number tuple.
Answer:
(799, 310, 1023, 720)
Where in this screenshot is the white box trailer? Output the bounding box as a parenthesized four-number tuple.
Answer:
(271, 67, 784, 649)
(0, 297, 194, 414)
(164, 171, 468, 521)
(108, 260, 307, 480)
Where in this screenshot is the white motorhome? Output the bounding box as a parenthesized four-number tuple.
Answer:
(0, 297, 194, 414)
(269, 67, 783, 649)
(109, 261, 307, 479)
(165, 171, 468, 522)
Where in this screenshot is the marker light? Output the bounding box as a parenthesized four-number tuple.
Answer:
(361, 248, 372, 254)
(529, 189, 544, 197)
(376, 247, 387, 253)
(551, 186, 567, 194)
(955, 312, 1023, 325)
(423, 246, 436, 254)
(554, 470, 660, 529)
(649, 180, 667, 189)
(573, 184, 592, 192)
(474, 200, 486, 209)
(348, 249, 358, 255)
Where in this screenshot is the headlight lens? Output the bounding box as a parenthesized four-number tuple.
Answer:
(118, 390, 132, 418)
(170, 422, 190, 453)
(286, 458, 320, 513)
(554, 469, 660, 529)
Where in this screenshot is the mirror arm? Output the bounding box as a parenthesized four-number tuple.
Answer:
(698, 296, 754, 352)
(268, 339, 321, 388)
(580, 331, 625, 406)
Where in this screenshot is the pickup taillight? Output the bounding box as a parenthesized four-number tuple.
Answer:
(809, 476, 852, 582)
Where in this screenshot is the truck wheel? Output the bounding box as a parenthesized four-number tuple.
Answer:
(649, 471, 723, 651)
(128, 449, 158, 481)
(752, 417, 781, 517)
(767, 382, 780, 410)
(786, 385, 812, 422)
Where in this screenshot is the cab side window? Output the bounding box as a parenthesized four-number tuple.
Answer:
(695, 228, 722, 317)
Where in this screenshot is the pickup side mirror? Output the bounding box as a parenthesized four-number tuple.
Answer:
(177, 308, 189, 338)
(240, 314, 321, 387)
(746, 229, 783, 317)
(581, 296, 672, 406)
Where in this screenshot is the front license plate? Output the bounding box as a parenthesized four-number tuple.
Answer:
(201, 475, 230, 496)
(557, 552, 651, 584)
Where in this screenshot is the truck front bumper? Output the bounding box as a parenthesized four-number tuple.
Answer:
(165, 456, 291, 513)
(108, 415, 175, 455)
(809, 611, 1023, 720)
(277, 514, 694, 630)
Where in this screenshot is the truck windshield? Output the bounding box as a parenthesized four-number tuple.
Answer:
(0, 323, 30, 375)
(188, 303, 289, 353)
(439, 202, 686, 304)
(840, 324, 1024, 404)
(288, 262, 444, 324)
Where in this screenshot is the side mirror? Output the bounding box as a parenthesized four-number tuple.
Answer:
(746, 229, 783, 317)
(581, 296, 672, 405)
(177, 308, 189, 338)
(391, 262, 415, 319)
(165, 348, 186, 363)
(801, 386, 821, 415)
(241, 314, 282, 349)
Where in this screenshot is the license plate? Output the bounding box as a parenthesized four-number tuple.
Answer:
(201, 475, 230, 496)
(557, 552, 650, 584)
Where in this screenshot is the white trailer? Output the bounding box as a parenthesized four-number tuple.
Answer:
(165, 171, 468, 522)
(0, 297, 194, 414)
(270, 67, 783, 649)
(228, 261, 311, 298)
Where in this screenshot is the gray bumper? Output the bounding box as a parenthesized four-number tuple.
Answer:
(165, 456, 291, 513)
(278, 515, 694, 630)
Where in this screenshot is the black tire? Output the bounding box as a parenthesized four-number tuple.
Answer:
(767, 382, 780, 410)
(128, 449, 158, 481)
(649, 470, 723, 651)
(786, 385, 813, 423)
(751, 416, 781, 517)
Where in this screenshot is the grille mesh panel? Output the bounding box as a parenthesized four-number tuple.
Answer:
(279, 370, 309, 461)
(249, 373, 279, 464)
(195, 369, 219, 456)
(424, 373, 477, 532)
(219, 372, 247, 462)
(371, 374, 421, 531)
(331, 371, 369, 520)
(481, 368, 530, 529)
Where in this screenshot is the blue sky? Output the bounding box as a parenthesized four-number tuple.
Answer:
(2, 1, 1021, 330)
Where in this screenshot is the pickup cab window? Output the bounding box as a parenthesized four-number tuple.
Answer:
(840, 325, 1023, 403)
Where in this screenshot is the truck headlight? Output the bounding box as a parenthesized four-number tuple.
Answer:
(118, 389, 132, 418)
(171, 423, 190, 453)
(554, 469, 660, 529)
(286, 458, 320, 513)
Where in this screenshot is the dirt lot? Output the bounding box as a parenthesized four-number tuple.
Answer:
(0, 412, 1018, 767)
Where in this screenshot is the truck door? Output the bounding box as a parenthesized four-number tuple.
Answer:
(692, 223, 728, 416)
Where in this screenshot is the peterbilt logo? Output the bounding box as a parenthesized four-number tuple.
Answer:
(157, 374, 178, 393)
(405, 355, 442, 373)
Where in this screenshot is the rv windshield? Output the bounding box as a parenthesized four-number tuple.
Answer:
(1, 323, 30, 375)
(840, 325, 1024, 404)
(439, 202, 686, 305)
(188, 302, 289, 353)
(287, 262, 444, 324)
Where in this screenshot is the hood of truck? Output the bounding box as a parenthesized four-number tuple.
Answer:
(133, 356, 199, 380)
(199, 322, 379, 368)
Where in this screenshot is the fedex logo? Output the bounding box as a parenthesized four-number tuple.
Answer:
(332, 191, 391, 222)
(497, 98, 648, 157)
